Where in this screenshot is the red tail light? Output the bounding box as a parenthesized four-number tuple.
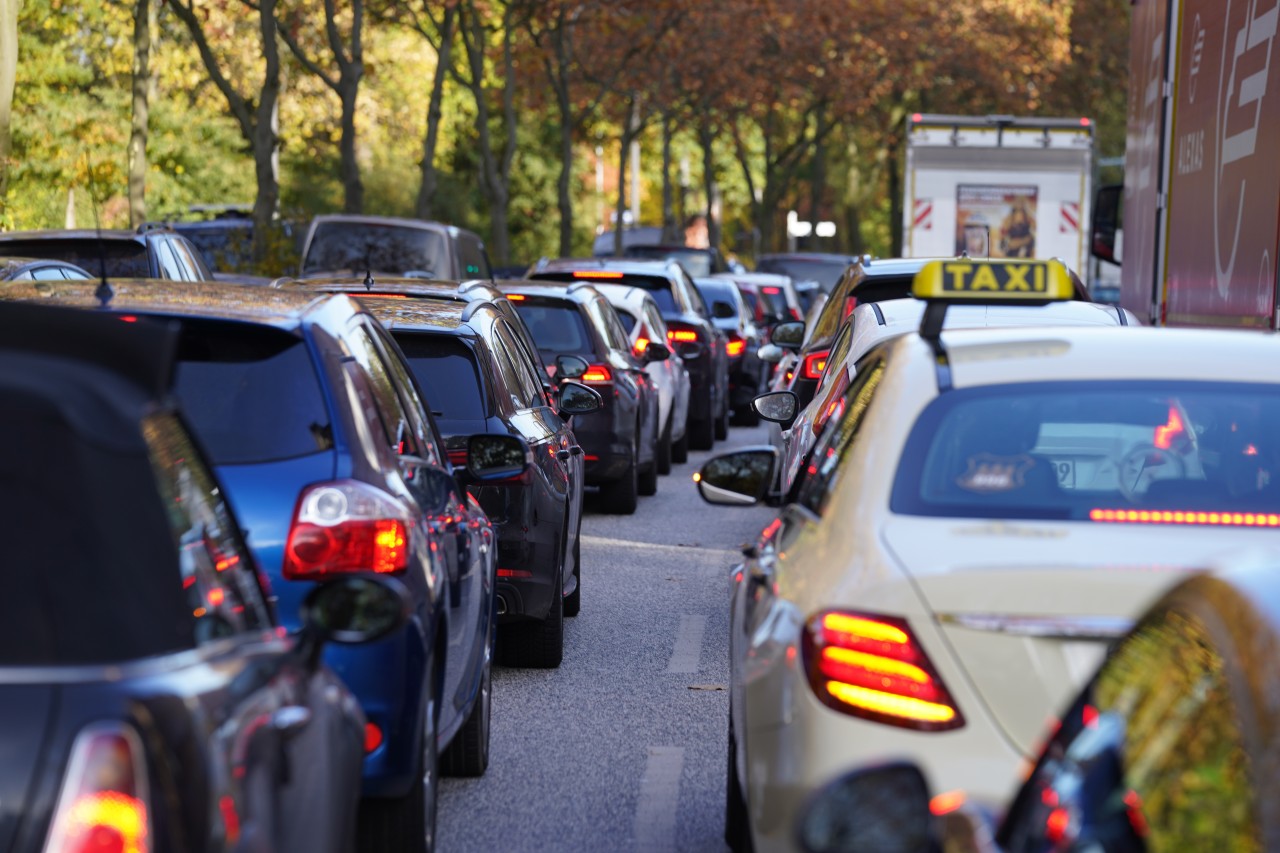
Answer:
(1089, 508, 1280, 527)
(762, 286, 781, 295)
(667, 328, 699, 343)
(725, 334, 746, 358)
(801, 610, 964, 731)
(364, 723, 384, 753)
(841, 296, 857, 319)
(283, 480, 413, 579)
(801, 350, 829, 380)
(572, 270, 624, 279)
(790, 307, 804, 321)
(447, 448, 469, 467)
(581, 364, 613, 383)
(44, 724, 151, 853)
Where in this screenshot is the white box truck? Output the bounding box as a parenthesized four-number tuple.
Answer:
(902, 114, 1095, 275)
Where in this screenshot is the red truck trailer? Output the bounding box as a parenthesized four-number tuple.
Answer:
(1094, 0, 1280, 328)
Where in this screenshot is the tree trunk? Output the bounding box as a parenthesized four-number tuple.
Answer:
(339, 84, 362, 213)
(887, 131, 902, 256)
(251, 0, 281, 263)
(127, 0, 151, 227)
(459, 1, 510, 264)
(0, 0, 20, 223)
(415, 5, 455, 221)
(807, 108, 826, 237)
(699, 121, 719, 252)
(660, 112, 677, 243)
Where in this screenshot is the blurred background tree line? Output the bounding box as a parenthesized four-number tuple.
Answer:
(0, 0, 1129, 273)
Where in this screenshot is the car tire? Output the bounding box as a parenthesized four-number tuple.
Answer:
(441, 621, 492, 777)
(564, 531, 581, 617)
(598, 445, 639, 514)
(357, 677, 439, 853)
(671, 425, 689, 464)
(638, 456, 658, 496)
(688, 416, 714, 450)
(725, 722, 753, 853)
(499, 568, 564, 668)
(656, 416, 673, 475)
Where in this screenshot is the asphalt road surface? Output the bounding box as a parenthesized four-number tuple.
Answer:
(438, 422, 777, 852)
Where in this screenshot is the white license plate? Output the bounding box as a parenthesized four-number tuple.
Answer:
(1052, 459, 1076, 488)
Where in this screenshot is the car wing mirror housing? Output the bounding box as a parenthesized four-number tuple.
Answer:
(555, 353, 589, 379)
(466, 433, 531, 482)
(298, 575, 413, 667)
(558, 380, 603, 416)
(695, 446, 779, 506)
(757, 343, 786, 364)
(753, 391, 799, 429)
(712, 300, 737, 320)
(643, 340, 672, 362)
(770, 320, 806, 349)
(796, 762, 942, 853)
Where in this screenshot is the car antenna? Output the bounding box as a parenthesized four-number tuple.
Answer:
(363, 242, 375, 290)
(83, 154, 113, 308)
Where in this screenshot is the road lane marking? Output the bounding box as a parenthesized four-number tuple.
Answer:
(580, 534, 742, 559)
(667, 615, 707, 674)
(634, 746, 684, 852)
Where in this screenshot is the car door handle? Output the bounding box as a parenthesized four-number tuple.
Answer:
(569, 445, 583, 456)
(272, 706, 313, 739)
(557, 449, 571, 461)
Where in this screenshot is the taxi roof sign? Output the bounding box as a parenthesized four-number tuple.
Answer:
(911, 259, 1073, 303)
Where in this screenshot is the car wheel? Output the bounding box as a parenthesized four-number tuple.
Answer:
(563, 531, 581, 618)
(598, 444, 639, 514)
(688, 416, 714, 450)
(357, 676, 439, 853)
(725, 722, 752, 853)
(656, 415, 673, 475)
(671, 424, 689, 463)
(441, 619, 492, 777)
(499, 568, 564, 668)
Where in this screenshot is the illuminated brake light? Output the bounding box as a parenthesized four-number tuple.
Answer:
(497, 568, 533, 578)
(801, 350, 828, 380)
(44, 724, 151, 853)
(506, 293, 526, 300)
(364, 723, 384, 753)
(668, 329, 699, 343)
(359, 293, 410, 299)
(447, 448, 469, 467)
(633, 335, 651, 357)
(581, 364, 613, 383)
(572, 270, 624, 279)
(1089, 508, 1280, 527)
(929, 790, 966, 816)
(762, 286, 781, 295)
(841, 296, 857, 319)
(726, 336, 746, 357)
(283, 480, 413, 579)
(119, 315, 138, 324)
(801, 610, 964, 731)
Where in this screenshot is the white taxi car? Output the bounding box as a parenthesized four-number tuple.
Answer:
(695, 259, 1280, 853)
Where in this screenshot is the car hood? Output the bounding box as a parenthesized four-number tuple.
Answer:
(880, 516, 1269, 754)
(0, 685, 58, 852)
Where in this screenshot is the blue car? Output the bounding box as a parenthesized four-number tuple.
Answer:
(3, 280, 519, 852)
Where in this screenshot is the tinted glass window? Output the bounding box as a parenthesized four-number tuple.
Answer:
(615, 309, 638, 334)
(395, 332, 489, 421)
(795, 359, 887, 514)
(587, 297, 630, 351)
(1003, 608, 1258, 852)
(0, 239, 151, 278)
(891, 382, 1280, 522)
(366, 323, 443, 464)
(694, 279, 742, 317)
(756, 258, 849, 290)
(532, 272, 679, 314)
(514, 300, 595, 354)
(643, 303, 669, 339)
(144, 414, 273, 643)
(495, 322, 544, 408)
(303, 222, 449, 277)
(174, 323, 333, 465)
(622, 246, 713, 277)
(155, 240, 185, 280)
(175, 223, 255, 272)
(347, 325, 420, 456)
(31, 266, 65, 280)
(169, 237, 211, 280)
(457, 235, 490, 279)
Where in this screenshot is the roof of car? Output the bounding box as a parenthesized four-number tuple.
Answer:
(278, 275, 474, 295)
(534, 258, 679, 278)
(889, 325, 1280, 389)
(852, 257, 941, 279)
(362, 297, 473, 332)
(758, 252, 860, 263)
(0, 279, 333, 328)
(0, 256, 66, 275)
(0, 229, 158, 244)
(587, 282, 660, 310)
(713, 271, 793, 288)
(495, 280, 602, 302)
(307, 214, 474, 237)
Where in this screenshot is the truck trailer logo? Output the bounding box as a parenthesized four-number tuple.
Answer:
(1214, 0, 1277, 298)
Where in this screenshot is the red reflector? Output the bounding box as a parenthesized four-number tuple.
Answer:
(1080, 117, 1091, 127)
(119, 315, 138, 323)
(364, 723, 383, 753)
(219, 795, 241, 843)
(726, 339, 746, 357)
(584, 454, 600, 462)
(929, 790, 966, 816)
(358, 293, 410, 299)
(762, 286, 781, 294)
(283, 481, 412, 579)
(1089, 508, 1280, 527)
(581, 364, 613, 383)
(801, 351, 828, 380)
(497, 568, 534, 578)
(1045, 806, 1071, 843)
(506, 293, 525, 300)
(841, 296, 857, 319)
(572, 270, 624, 279)
(667, 329, 699, 343)
(801, 610, 964, 731)
(44, 725, 151, 853)
(912, 112, 923, 122)
(633, 336, 651, 357)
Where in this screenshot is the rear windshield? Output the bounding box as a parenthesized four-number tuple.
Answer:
(757, 258, 848, 290)
(615, 309, 638, 334)
(0, 239, 150, 278)
(303, 222, 448, 277)
(694, 280, 741, 317)
(623, 246, 713, 277)
(392, 333, 488, 421)
(513, 300, 594, 354)
(758, 285, 791, 319)
(891, 382, 1280, 522)
(531, 272, 679, 314)
(173, 322, 333, 465)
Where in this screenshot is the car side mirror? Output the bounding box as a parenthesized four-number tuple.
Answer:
(558, 380, 602, 416)
(770, 320, 806, 349)
(466, 433, 529, 481)
(555, 353, 589, 379)
(712, 300, 737, 320)
(753, 391, 799, 428)
(1091, 184, 1122, 265)
(643, 340, 672, 362)
(677, 341, 704, 360)
(301, 576, 412, 648)
(695, 447, 778, 506)
(757, 343, 785, 364)
(796, 763, 940, 853)
(405, 465, 459, 514)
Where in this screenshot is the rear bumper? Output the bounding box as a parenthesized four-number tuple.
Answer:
(572, 406, 633, 484)
(686, 355, 716, 419)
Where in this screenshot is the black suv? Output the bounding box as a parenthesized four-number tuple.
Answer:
(498, 280, 662, 513)
(0, 227, 213, 280)
(529, 258, 729, 449)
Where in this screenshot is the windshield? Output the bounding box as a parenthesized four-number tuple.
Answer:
(173, 322, 333, 465)
(393, 333, 489, 422)
(303, 222, 448, 277)
(891, 382, 1280, 522)
(623, 246, 713, 277)
(0, 239, 151, 278)
(756, 258, 849, 290)
(513, 300, 594, 355)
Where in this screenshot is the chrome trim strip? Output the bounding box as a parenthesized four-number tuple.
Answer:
(937, 613, 1133, 640)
